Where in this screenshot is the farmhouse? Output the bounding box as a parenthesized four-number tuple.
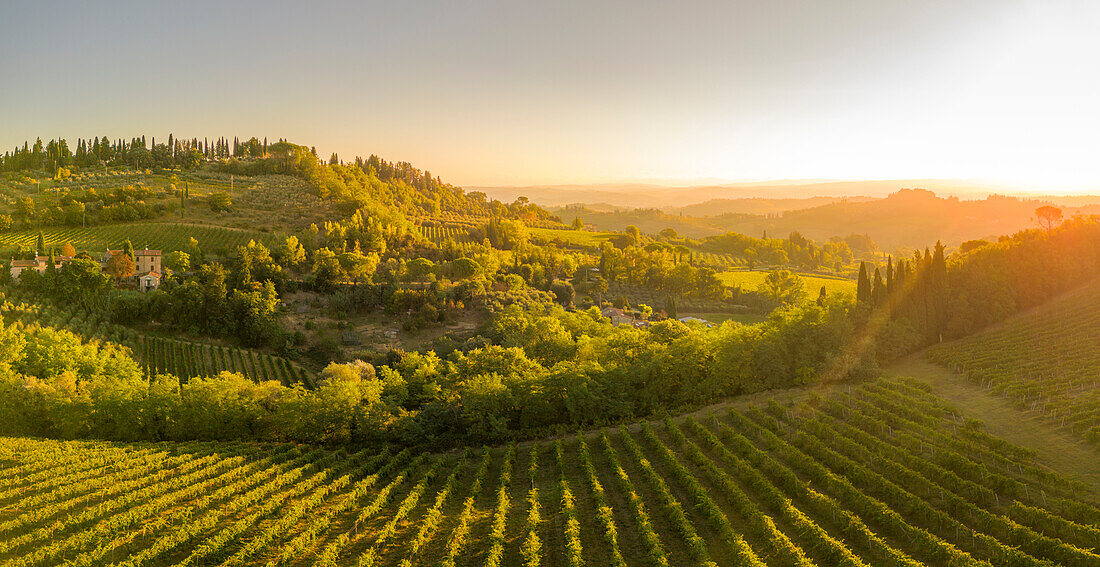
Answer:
(102, 247, 162, 275)
(102, 247, 163, 291)
(8, 255, 73, 279)
(600, 306, 636, 327)
(138, 272, 161, 292)
(9, 248, 163, 291)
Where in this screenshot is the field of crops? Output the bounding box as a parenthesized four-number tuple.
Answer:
(2, 376, 1094, 566)
(0, 222, 273, 256)
(717, 270, 857, 299)
(138, 336, 314, 388)
(695, 251, 747, 269)
(0, 288, 313, 388)
(929, 278, 1100, 446)
(417, 225, 475, 244)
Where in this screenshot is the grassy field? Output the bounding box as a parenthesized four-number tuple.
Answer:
(2, 376, 1096, 566)
(928, 277, 1100, 447)
(529, 226, 616, 247)
(717, 269, 857, 299)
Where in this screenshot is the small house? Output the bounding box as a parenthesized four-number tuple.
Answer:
(139, 272, 161, 292)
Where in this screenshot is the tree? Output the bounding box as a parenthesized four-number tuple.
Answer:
(571, 217, 584, 230)
(56, 258, 111, 309)
(856, 262, 871, 303)
(452, 257, 482, 280)
(209, 191, 232, 212)
(1035, 206, 1062, 232)
(14, 198, 35, 223)
(550, 281, 575, 307)
(759, 270, 805, 306)
(338, 250, 380, 283)
(624, 225, 641, 247)
(60, 242, 76, 257)
(164, 251, 191, 274)
(122, 240, 134, 262)
(278, 236, 306, 270)
(959, 239, 991, 254)
(36, 232, 45, 256)
(871, 268, 885, 306)
(104, 251, 135, 284)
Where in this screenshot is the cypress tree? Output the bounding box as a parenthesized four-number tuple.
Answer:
(45, 249, 57, 281)
(871, 267, 885, 306)
(886, 256, 894, 296)
(36, 232, 45, 256)
(123, 239, 135, 262)
(817, 285, 827, 306)
(931, 241, 948, 339)
(856, 261, 871, 303)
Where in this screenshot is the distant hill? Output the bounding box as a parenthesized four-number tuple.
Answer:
(736, 189, 1098, 249)
(672, 196, 876, 217)
(469, 179, 1021, 209)
(558, 189, 1100, 250)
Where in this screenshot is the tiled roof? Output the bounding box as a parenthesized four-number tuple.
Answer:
(106, 249, 161, 256)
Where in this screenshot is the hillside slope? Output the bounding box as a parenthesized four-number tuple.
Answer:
(928, 277, 1100, 446)
(2, 376, 1097, 566)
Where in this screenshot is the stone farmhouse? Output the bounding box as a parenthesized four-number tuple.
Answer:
(9, 247, 163, 291)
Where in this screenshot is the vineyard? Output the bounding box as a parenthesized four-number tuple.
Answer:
(417, 224, 476, 244)
(695, 251, 748, 270)
(0, 222, 274, 256)
(0, 288, 313, 388)
(137, 336, 314, 387)
(2, 375, 1096, 566)
(929, 278, 1100, 446)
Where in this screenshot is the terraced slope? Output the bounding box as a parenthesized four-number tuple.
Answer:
(0, 222, 274, 256)
(1, 376, 1096, 566)
(929, 278, 1100, 446)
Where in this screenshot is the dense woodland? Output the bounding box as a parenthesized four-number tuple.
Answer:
(1, 135, 1099, 448)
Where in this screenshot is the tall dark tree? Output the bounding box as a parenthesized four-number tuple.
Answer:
(930, 241, 948, 340)
(856, 261, 871, 303)
(885, 256, 894, 296)
(871, 267, 885, 307)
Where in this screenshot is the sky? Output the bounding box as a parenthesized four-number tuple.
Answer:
(2, 0, 1099, 190)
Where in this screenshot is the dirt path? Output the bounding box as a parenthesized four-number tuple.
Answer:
(888, 354, 1100, 490)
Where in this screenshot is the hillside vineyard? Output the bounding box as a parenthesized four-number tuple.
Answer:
(930, 279, 1100, 446)
(0, 378, 1096, 567)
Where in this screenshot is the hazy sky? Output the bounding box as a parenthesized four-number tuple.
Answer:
(2, 0, 1099, 189)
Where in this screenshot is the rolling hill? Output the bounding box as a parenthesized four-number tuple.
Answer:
(562, 189, 1100, 249)
(1, 375, 1096, 566)
(929, 277, 1100, 446)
